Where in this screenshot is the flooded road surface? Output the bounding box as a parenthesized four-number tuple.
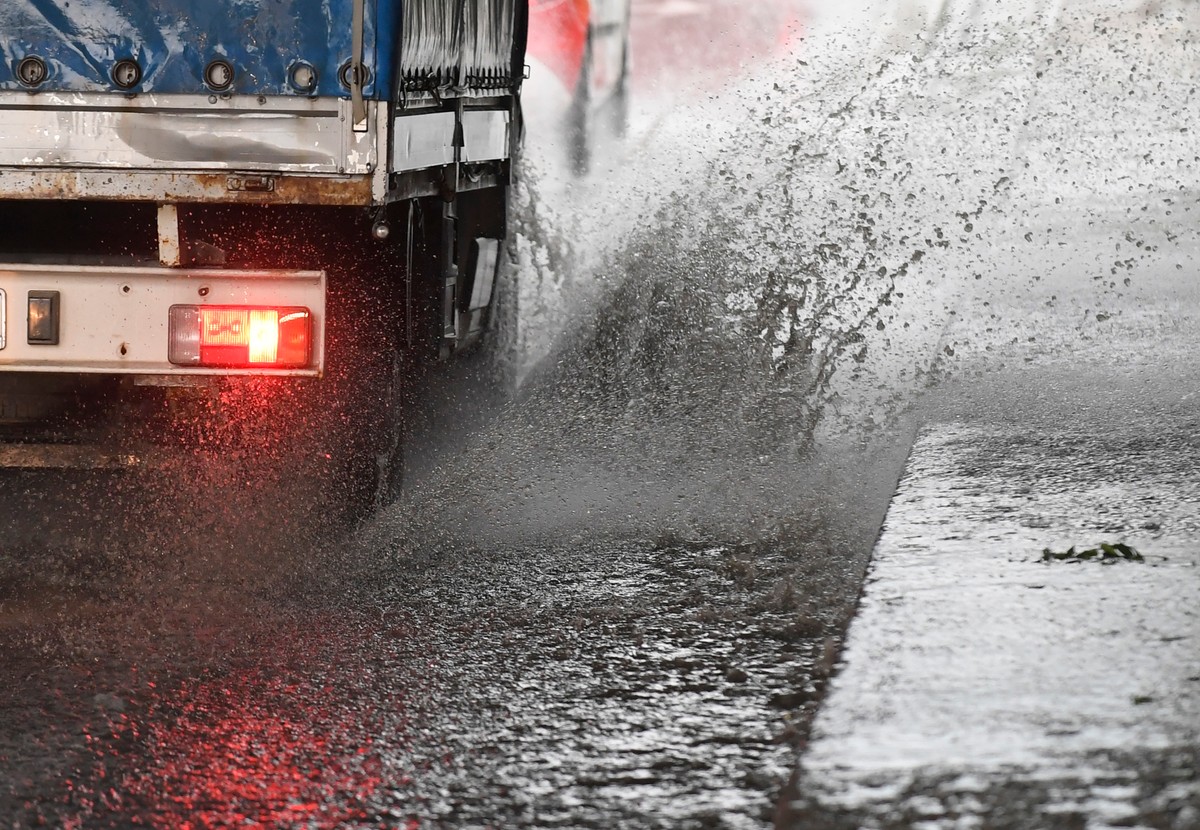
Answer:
(3, 0, 1200, 827)
(0, 472, 899, 828)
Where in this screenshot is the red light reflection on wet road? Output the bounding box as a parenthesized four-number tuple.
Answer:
(107, 614, 424, 829)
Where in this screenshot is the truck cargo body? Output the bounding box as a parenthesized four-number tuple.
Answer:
(0, 0, 527, 507)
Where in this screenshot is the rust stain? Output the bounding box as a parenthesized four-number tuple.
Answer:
(0, 170, 377, 206)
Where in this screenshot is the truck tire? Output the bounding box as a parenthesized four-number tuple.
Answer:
(341, 343, 409, 520)
(316, 263, 412, 525)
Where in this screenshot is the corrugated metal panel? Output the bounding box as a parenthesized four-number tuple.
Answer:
(0, 0, 381, 99)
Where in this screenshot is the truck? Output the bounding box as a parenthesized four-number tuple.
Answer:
(0, 0, 527, 517)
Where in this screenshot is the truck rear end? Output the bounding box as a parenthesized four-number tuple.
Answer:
(0, 0, 526, 510)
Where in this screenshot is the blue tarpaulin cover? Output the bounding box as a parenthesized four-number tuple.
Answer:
(0, 0, 522, 98)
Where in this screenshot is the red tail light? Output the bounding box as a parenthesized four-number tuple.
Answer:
(168, 305, 312, 368)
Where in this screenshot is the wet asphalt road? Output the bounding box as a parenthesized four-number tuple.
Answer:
(2, 0, 851, 826)
(0, 439, 901, 829)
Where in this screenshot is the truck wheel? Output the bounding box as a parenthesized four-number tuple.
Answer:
(372, 347, 410, 507)
(303, 245, 415, 526)
(333, 326, 413, 525)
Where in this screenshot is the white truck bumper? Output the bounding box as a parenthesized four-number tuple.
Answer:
(0, 263, 325, 376)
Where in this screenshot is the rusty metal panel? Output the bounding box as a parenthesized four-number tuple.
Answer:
(0, 168, 379, 205)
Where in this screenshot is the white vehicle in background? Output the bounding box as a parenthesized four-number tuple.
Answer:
(526, 0, 632, 174)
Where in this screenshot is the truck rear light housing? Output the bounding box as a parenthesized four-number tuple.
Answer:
(168, 305, 312, 368)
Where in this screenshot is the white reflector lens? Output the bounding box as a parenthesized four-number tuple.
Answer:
(168, 306, 202, 364)
(168, 305, 311, 368)
(247, 310, 278, 363)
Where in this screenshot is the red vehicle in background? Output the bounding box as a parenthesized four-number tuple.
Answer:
(525, 0, 806, 175)
(526, 0, 632, 174)
(627, 0, 807, 90)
